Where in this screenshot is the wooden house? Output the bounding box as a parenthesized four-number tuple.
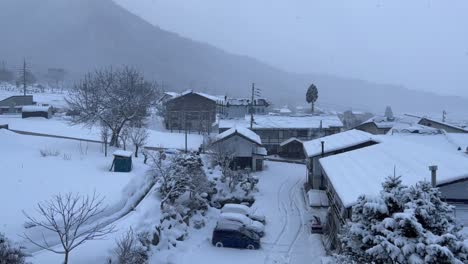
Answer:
(21, 105, 52, 119)
(211, 127, 266, 171)
(303, 129, 379, 189)
(164, 91, 224, 134)
(318, 137, 468, 250)
(219, 114, 343, 154)
(111, 150, 133, 172)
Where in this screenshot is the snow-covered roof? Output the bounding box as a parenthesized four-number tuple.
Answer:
(319, 137, 468, 208)
(419, 117, 468, 133)
(226, 97, 269, 106)
(215, 127, 262, 145)
(219, 115, 343, 130)
(359, 115, 420, 129)
(164, 92, 179, 97)
(21, 105, 51, 113)
(303, 129, 377, 158)
(388, 123, 443, 135)
(113, 150, 133, 157)
(171, 90, 225, 103)
(280, 137, 302, 147)
(279, 107, 292, 114)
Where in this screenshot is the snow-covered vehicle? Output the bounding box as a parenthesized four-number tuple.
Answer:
(212, 222, 260, 250)
(221, 203, 266, 224)
(219, 213, 265, 237)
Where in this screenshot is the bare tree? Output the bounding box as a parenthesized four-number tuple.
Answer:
(17, 59, 36, 96)
(101, 124, 111, 157)
(120, 126, 130, 151)
(129, 126, 149, 158)
(66, 67, 161, 147)
(22, 193, 115, 264)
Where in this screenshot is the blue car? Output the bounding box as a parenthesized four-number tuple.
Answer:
(212, 223, 261, 250)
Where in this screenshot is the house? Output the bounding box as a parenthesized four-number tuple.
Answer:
(158, 92, 180, 104)
(318, 137, 468, 250)
(223, 97, 270, 118)
(22, 105, 52, 119)
(303, 129, 379, 188)
(278, 138, 305, 159)
(111, 150, 133, 172)
(0, 95, 34, 114)
(219, 114, 343, 154)
(164, 90, 225, 134)
(354, 114, 420, 135)
(418, 117, 468, 133)
(211, 127, 266, 171)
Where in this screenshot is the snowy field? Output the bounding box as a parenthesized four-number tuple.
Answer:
(28, 161, 327, 263)
(0, 129, 151, 249)
(0, 115, 204, 150)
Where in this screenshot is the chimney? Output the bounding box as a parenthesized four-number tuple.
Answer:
(321, 141, 325, 157)
(429, 165, 438, 187)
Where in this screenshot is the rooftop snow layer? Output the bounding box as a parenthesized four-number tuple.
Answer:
(219, 115, 343, 129)
(360, 115, 420, 129)
(113, 150, 133, 157)
(280, 137, 302, 147)
(215, 127, 262, 145)
(173, 90, 224, 103)
(320, 137, 468, 208)
(303, 129, 377, 157)
(22, 105, 51, 112)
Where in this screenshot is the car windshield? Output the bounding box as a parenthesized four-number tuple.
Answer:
(240, 227, 259, 239)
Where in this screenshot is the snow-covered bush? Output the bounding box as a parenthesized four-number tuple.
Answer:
(0, 233, 26, 264)
(108, 229, 150, 264)
(335, 176, 468, 264)
(39, 148, 60, 157)
(156, 205, 189, 250)
(152, 151, 213, 213)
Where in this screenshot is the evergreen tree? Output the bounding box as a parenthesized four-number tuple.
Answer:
(336, 176, 468, 264)
(306, 83, 318, 113)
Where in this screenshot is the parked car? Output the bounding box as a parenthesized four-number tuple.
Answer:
(221, 203, 266, 224)
(219, 213, 265, 237)
(212, 223, 260, 250)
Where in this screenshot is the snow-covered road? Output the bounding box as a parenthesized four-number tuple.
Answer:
(256, 161, 326, 264)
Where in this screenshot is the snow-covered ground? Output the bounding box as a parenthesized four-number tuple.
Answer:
(27, 161, 327, 263)
(0, 129, 151, 248)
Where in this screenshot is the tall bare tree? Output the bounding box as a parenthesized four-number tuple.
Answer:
(66, 67, 160, 147)
(22, 193, 115, 264)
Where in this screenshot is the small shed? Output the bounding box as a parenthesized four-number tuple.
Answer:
(22, 105, 52, 119)
(279, 137, 305, 159)
(111, 150, 133, 172)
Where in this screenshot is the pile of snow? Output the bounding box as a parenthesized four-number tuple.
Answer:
(303, 129, 377, 158)
(320, 137, 468, 208)
(113, 150, 133, 157)
(219, 114, 343, 129)
(307, 190, 329, 207)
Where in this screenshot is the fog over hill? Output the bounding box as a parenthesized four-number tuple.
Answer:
(0, 0, 466, 117)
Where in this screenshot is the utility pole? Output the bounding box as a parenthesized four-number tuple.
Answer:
(442, 110, 447, 123)
(250, 83, 255, 129)
(22, 59, 27, 96)
(184, 111, 188, 153)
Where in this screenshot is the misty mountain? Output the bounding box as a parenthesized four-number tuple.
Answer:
(0, 0, 466, 116)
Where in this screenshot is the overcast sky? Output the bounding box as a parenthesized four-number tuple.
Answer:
(116, 0, 468, 97)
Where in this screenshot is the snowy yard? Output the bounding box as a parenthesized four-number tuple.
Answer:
(0, 129, 151, 250)
(27, 161, 327, 263)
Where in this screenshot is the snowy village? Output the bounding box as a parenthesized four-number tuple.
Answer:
(1, 1, 468, 264)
